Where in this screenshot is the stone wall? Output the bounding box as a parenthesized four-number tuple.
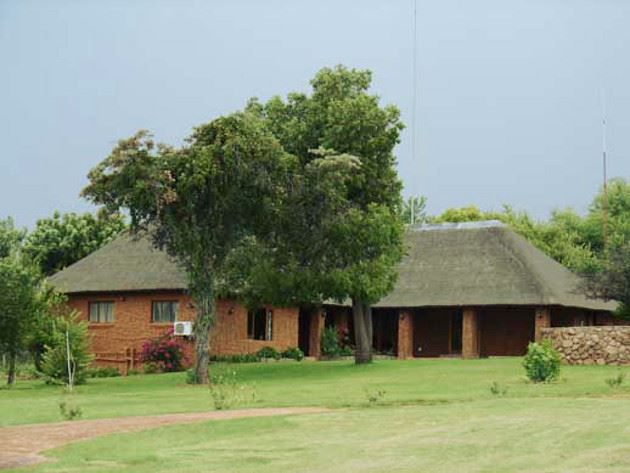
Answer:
(541, 326, 630, 365)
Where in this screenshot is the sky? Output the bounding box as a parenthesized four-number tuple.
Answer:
(1, 0, 629, 228)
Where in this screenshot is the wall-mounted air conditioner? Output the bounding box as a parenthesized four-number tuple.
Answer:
(173, 321, 193, 336)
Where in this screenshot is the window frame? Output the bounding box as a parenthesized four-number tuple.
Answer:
(151, 300, 180, 324)
(88, 301, 115, 323)
(247, 308, 273, 341)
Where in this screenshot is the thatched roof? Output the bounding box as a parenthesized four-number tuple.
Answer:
(49, 222, 615, 311)
(48, 232, 188, 293)
(374, 221, 615, 311)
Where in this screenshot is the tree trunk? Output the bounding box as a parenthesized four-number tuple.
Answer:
(352, 298, 373, 364)
(6, 351, 16, 386)
(192, 290, 215, 385)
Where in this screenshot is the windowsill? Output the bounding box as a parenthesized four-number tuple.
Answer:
(246, 338, 274, 343)
(151, 322, 176, 326)
(88, 323, 115, 328)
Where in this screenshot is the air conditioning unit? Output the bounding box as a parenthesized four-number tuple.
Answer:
(173, 321, 193, 336)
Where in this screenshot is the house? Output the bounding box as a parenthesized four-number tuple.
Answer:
(49, 221, 620, 371)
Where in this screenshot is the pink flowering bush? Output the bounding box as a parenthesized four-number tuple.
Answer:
(140, 328, 186, 372)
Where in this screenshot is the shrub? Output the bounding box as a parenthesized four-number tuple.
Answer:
(59, 400, 82, 421)
(605, 371, 626, 388)
(256, 346, 281, 361)
(281, 347, 304, 361)
(489, 381, 508, 396)
(208, 368, 257, 410)
(364, 387, 386, 405)
(210, 353, 261, 363)
(522, 341, 561, 383)
(40, 312, 93, 386)
(140, 329, 186, 372)
(87, 366, 120, 378)
(320, 326, 340, 358)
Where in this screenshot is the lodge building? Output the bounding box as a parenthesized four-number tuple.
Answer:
(49, 221, 620, 372)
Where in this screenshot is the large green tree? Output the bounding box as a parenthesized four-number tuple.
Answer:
(82, 113, 293, 383)
(0, 257, 41, 385)
(24, 210, 126, 276)
(0, 217, 25, 259)
(582, 242, 630, 319)
(250, 66, 405, 363)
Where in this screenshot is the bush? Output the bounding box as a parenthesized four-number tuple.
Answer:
(522, 341, 561, 383)
(59, 400, 82, 421)
(208, 368, 257, 410)
(489, 381, 508, 396)
(140, 329, 186, 372)
(605, 371, 626, 388)
(210, 353, 261, 363)
(87, 366, 120, 378)
(321, 326, 340, 358)
(256, 346, 281, 361)
(281, 347, 304, 361)
(40, 312, 93, 386)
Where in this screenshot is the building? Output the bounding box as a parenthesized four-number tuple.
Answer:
(49, 221, 619, 371)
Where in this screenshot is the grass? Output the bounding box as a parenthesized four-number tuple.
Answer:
(1, 358, 629, 427)
(2, 358, 630, 472)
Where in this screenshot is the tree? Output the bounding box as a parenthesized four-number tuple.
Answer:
(0, 257, 41, 385)
(583, 243, 630, 319)
(251, 65, 405, 363)
(23, 210, 126, 276)
(0, 217, 25, 259)
(82, 113, 292, 383)
(401, 196, 427, 225)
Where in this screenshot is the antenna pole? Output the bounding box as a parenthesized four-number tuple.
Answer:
(411, 0, 418, 166)
(601, 89, 609, 251)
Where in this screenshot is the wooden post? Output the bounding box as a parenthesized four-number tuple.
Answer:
(397, 310, 414, 359)
(534, 307, 551, 342)
(308, 307, 325, 359)
(462, 308, 480, 359)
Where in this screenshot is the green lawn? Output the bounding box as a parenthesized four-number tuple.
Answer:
(2, 358, 630, 472)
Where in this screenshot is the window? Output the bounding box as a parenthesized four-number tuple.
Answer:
(247, 308, 273, 341)
(152, 301, 179, 323)
(89, 301, 114, 323)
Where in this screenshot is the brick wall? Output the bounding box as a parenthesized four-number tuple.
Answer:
(67, 291, 299, 372)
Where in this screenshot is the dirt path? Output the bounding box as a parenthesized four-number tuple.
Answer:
(0, 407, 328, 469)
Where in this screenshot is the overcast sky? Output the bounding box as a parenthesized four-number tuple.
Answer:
(1, 0, 629, 228)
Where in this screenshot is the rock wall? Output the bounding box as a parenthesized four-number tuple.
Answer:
(541, 326, 630, 365)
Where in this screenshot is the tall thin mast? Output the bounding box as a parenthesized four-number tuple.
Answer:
(601, 89, 609, 250)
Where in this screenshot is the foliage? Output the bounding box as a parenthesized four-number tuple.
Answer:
(401, 195, 428, 225)
(40, 312, 93, 385)
(0, 257, 42, 385)
(209, 353, 262, 363)
(522, 341, 561, 383)
(605, 371, 625, 388)
(582, 243, 630, 319)
(256, 346, 281, 361)
(59, 400, 83, 421)
(321, 326, 341, 358)
(251, 65, 405, 364)
(281, 346, 304, 361)
(82, 113, 292, 384)
(140, 329, 186, 372)
(489, 381, 508, 396)
(208, 368, 257, 410)
(23, 210, 126, 276)
(0, 217, 26, 259)
(364, 387, 386, 405)
(87, 366, 121, 378)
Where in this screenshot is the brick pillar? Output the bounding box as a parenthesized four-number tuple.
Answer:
(308, 308, 325, 358)
(397, 309, 414, 359)
(462, 308, 480, 359)
(534, 307, 551, 342)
